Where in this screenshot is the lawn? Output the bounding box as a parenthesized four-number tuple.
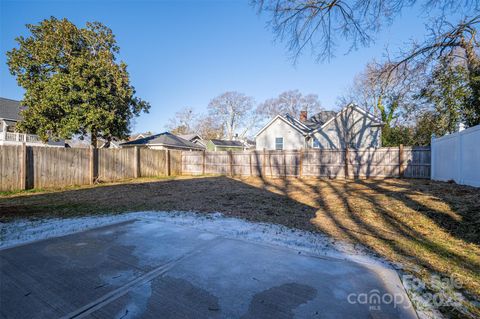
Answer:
(1, 176, 479, 318)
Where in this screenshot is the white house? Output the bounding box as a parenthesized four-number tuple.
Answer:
(0, 97, 63, 147)
(255, 104, 383, 150)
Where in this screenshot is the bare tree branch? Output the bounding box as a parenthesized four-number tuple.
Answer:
(252, 0, 479, 62)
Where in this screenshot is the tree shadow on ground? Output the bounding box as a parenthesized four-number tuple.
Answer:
(0, 177, 318, 230)
(242, 176, 480, 318)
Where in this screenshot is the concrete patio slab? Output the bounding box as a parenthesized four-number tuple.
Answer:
(0, 219, 417, 319)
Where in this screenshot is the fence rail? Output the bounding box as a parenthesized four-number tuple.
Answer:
(0, 145, 430, 192)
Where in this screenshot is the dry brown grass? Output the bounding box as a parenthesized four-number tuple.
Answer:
(1, 176, 479, 317)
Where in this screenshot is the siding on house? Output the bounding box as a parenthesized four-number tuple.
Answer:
(256, 118, 306, 150)
(205, 140, 245, 151)
(310, 107, 381, 149)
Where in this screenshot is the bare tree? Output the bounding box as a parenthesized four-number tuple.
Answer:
(166, 107, 197, 135)
(257, 90, 323, 119)
(386, 15, 480, 125)
(195, 115, 225, 139)
(208, 91, 255, 140)
(252, 0, 478, 61)
(339, 61, 423, 125)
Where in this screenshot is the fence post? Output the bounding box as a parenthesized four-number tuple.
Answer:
(89, 147, 98, 184)
(344, 147, 349, 179)
(166, 149, 171, 176)
(269, 151, 273, 177)
(229, 150, 234, 177)
(249, 151, 253, 177)
(134, 146, 140, 178)
(179, 151, 182, 176)
(457, 131, 463, 184)
(202, 150, 206, 175)
(20, 142, 28, 190)
(399, 144, 404, 178)
(430, 136, 435, 180)
(299, 149, 303, 178)
(262, 148, 266, 177)
(283, 151, 287, 177)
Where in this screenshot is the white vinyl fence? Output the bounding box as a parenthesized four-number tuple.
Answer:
(431, 124, 480, 187)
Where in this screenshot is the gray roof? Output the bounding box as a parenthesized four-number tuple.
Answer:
(129, 132, 153, 141)
(283, 114, 311, 134)
(121, 132, 205, 150)
(303, 111, 337, 129)
(209, 139, 245, 147)
(0, 97, 22, 121)
(177, 134, 202, 141)
(283, 111, 337, 133)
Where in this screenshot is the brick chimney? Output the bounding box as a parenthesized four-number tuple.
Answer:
(300, 110, 308, 122)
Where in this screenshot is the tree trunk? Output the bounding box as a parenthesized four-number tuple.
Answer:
(91, 130, 98, 149)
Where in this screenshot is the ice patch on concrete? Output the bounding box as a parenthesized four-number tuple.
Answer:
(0, 211, 386, 267)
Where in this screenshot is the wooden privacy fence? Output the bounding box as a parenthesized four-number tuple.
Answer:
(181, 146, 431, 179)
(0, 145, 181, 191)
(0, 145, 430, 191)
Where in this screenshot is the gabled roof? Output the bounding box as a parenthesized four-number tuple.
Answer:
(177, 134, 202, 142)
(121, 132, 205, 150)
(303, 111, 337, 129)
(255, 103, 383, 138)
(129, 132, 153, 141)
(209, 139, 245, 147)
(254, 114, 310, 137)
(0, 97, 22, 121)
(311, 103, 383, 133)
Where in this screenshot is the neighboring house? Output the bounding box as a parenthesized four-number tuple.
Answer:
(0, 97, 64, 147)
(65, 139, 91, 149)
(98, 138, 127, 149)
(243, 139, 256, 150)
(129, 132, 153, 141)
(255, 104, 383, 150)
(100, 132, 154, 148)
(206, 139, 249, 151)
(177, 134, 207, 148)
(120, 132, 205, 151)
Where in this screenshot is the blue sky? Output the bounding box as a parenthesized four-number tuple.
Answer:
(1, 0, 430, 134)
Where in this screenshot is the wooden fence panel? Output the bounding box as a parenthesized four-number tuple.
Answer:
(30, 146, 90, 188)
(249, 151, 263, 177)
(0, 145, 23, 191)
(181, 151, 203, 175)
(98, 148, 136, 182)
(403, 147, 431, 178)
(232, 152, 252, 176)
(140, 148, 167, 177)
(349, 148, 399, 178)
(169, 150, 182, 175)
(205, 151, 229, 175)
(303, 150, 345, 178)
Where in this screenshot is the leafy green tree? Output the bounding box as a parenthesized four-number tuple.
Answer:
(412, 111, 438, 146)
(418, 57, 470, 135)
(381, 125, 413, 147)
(7, 17, 150, 146)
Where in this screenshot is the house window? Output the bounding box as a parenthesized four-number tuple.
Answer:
(275, 137, 283, 150)
(313, 139, 321, 148)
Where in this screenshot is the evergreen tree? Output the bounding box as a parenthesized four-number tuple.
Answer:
(7, 17, 150, 146)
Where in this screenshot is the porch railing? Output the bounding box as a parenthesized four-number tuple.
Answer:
(1, 131, 43, 143)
